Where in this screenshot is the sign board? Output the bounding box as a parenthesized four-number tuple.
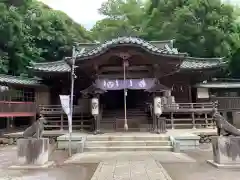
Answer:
(59, 95, 72, 133)
(197, 88, 209, 99)
(95, 78, 156, 90)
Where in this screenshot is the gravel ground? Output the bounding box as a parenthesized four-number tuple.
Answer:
(0, 145, 98, 180)
(162, 144, 240, 180)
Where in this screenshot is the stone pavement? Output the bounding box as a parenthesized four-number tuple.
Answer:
(65, 151, 196, 164)
(91, 160, 171, 180)
(65, 151, 196, 180)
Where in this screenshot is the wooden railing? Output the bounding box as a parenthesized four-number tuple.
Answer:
(39, 103, 216, 130)
(0, 101, 36, 113)
(39, 105, 92, 131)
(211, 97, 240, 110)
(147, 102, 215, 129)
(38, 105, 89, 114)
(163, 102, 215, 113)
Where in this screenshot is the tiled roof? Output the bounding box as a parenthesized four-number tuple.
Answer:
(28, 37, 226, 72)
(70, 37, 184, 62)
(0, 74, 42, 86)
(73, 37, 178, 59)
(195, 81, 240, 88)
(180, 57, 226, 70)
(28, 57, 226, 73)
(28, 60, 71, 72)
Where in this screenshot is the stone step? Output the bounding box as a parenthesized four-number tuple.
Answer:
(86, 135, 170, 141)
(84, 140, 172, 147)
(84, 146, 173, 152)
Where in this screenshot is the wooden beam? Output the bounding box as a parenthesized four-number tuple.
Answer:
(97, 72, 152, 79)
(98, 65, 152, 73)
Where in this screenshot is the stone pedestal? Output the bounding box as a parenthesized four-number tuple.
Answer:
(207, 136, 240, 168)
(9, 138, 54, 169)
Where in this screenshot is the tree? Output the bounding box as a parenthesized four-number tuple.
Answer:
(144, 0, 236, 58)
(0, 0, 92, 75)
(91, 0, 146, 41)
(92, 0, 238, 59)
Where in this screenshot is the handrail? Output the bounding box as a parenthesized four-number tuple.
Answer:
(0, 101, 36, 113)
(211, 97, 240, 99)
(39, 105, 89, 114)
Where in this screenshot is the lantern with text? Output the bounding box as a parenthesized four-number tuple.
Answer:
(91, 98, 99, 116)
(154, 97, 166, 134)
(154, 97, 162, 117)
(91, 97, 100, 135)
(0, 86, 9, 92)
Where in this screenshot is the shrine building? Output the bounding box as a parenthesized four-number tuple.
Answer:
(1, 37, 239, 132)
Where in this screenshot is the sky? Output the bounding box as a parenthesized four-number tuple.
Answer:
(40, 0, 240, 30)
(40, 0, 107, 29)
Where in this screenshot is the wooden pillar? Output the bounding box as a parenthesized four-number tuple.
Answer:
(80, 111, 83, 132)
(10, 117, 14, 129)
(60, 113, 63, 131)
(152, 93, 157, 132)
(191, 104, 196, 129)
(188, 85, 192, 102)
(204, 113, 208, 127)
(170, 112, 174, 129)
(6, 117, 10, 130)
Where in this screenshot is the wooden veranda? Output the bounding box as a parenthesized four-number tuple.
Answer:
(39, 102, 215, 131)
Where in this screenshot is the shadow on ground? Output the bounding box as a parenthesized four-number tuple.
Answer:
(161, 144, 240, 180)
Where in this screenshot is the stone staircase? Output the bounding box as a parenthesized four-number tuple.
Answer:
(84, 135, 173, 152)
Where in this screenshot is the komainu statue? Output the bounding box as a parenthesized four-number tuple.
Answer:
(23, 114, 47, 139)
(212, 108, 240, 136)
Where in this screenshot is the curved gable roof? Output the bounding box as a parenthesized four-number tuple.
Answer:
(69, 37, 185, 63)
(27, 37, 227, 73)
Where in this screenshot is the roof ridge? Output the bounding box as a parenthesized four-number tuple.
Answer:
(0, 74, 41, 80)
(74, 36, 176, 60)
(30, 60, 65, 65)
(150, 39, 175, 43)
(186, 57, 224, 61)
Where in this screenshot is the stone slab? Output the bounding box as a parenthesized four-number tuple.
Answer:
(212, 136, 240, 165)
(64, 151, 196, 164)
(90, 159, 173, 180)
(17, 138, 49, 165)
(207, 160, 240, 169)
(9, 161, 55, 170)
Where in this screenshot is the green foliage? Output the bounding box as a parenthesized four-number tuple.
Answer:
(0, 0, 91, 75)
(91, 0, 146, 42)
(91, 0, 240, 77)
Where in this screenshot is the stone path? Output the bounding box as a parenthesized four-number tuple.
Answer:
(91, 159, 171, 180)
(65, 151, 196, 164)
(64, 151, 196, 180)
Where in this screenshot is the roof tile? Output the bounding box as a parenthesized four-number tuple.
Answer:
(0, 74, 41, 86)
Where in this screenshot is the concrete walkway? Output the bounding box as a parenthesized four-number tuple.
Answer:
(91, 159, 171, 180)
(65, 151, 196, 180)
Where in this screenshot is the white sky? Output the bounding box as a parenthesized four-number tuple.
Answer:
(40, 0, 239, 30)
(40, 0, 107, 29)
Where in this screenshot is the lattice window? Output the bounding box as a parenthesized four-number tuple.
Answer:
(0, 88, 35, 102)
(211, 89, 240, 97)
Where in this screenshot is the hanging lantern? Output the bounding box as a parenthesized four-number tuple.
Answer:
(154, 97, 162, 116)
(0, 85, 9, 92)
(91, 97, 99, 116)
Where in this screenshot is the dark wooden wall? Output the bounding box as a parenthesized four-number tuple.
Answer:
(160, 73, 192, 103)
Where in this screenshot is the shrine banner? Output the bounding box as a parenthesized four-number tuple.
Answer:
(59, 95, 72, 133)
(95, 78, 156, 90)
